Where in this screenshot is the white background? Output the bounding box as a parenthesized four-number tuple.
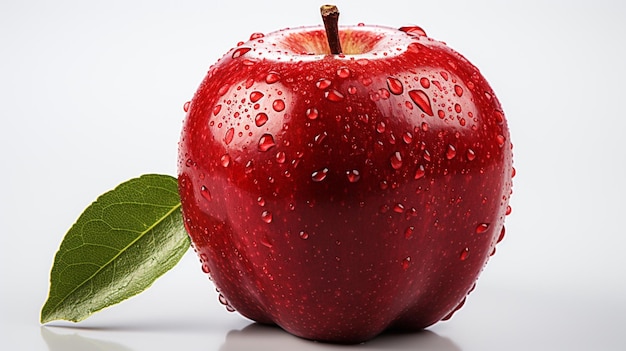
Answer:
(2, 0, 625, 350)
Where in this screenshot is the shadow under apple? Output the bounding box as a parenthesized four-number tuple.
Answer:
(219, 323, 461, 351)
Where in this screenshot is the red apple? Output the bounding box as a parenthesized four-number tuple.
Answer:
(178, 7, 513, 344)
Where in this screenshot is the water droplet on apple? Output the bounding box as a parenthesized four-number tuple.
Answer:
(261, 210, 273, 223)
(311, 168, 329, 182)
(376, 121, 386, 134)
(218, 84, 230, 96)
(390, 152, 403, 169)
(442, 297, 466, 321)
(242, 59, 257, 66)
(511, 167, 517, 178)
(399, 26, 427, 36)
(275, 151, 286, 164)
(346, 169, 360, 183)
(218, 293, 234, 310)
(454, 103, 462, 113)
(506, 205, 512, 216)
(393, 203, 405, 213)
(446, 300, 468, 321)
(244, 160, 254, 174)
(356, 58, 370, 66)
(404, 226, 414, 239)
(459, 248, 470, 261)
(314, 131, 328, 145)
(250, 91, 264, 103)
(183, 101, 191, 112)
(437, 110, 446, 119)
(201, 263, 210, 274)
(255, 112, 268, 127)
(440, 71, 449, 81)
(224, 128, 235, 145)
(232, 47, 251, 59)
(496, 134, 506, 147)
(220, 154, 231, 167)
(466, 148, 476, 161)
(213, 104, 222, 116)
(414, 164, 426, 179)
(419, 77, 430, 89)
(257, 196, 266, 206)
(348, 86, 357, 94)
(200, 185, 212, 202)
(421, 122, 429, 132)
(402, 256, 411, 270)
(265, 71, 280, 84)
(325, 89, 344, 102)
(337, 67, 351, 78)
(249, 32, 265, 40)
(402, 132, 413, 144)
(245, 78, 254, 89)
(370, 91, 381, 102)
(258, 134, 276, 151)
(454, 85, 464, 97)
(409, 90, 434, 116)
(446, 144, 457, 160)
(432, 80, 443, 91)
(497, 226, 506, 243)
(299, 231, 309, 240)
(316, 78, 332, 89)
(306, 107, 319, 120)
(407, 42, 421, 53)
(272, 99, 285, 112)
(475, 223, 490, 234)
(423, 149, 432, 162)
(494, 110, 504, 124)
(386, 77, 404, 95)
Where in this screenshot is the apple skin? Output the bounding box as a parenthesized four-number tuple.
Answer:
(178, 25, 513, 343)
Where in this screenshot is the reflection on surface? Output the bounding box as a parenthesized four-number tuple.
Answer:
(220, 323, 461, 350)
(41, 326, 134, 351)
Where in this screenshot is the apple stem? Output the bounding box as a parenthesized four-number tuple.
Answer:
(320, 4, 342, 55)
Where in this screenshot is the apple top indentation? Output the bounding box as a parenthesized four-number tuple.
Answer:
(235, 25, 425, 62)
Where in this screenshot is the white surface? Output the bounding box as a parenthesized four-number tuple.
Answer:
(2, 0, 625, 350)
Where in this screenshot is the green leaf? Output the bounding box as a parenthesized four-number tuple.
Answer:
(41, 174, 190, 324)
